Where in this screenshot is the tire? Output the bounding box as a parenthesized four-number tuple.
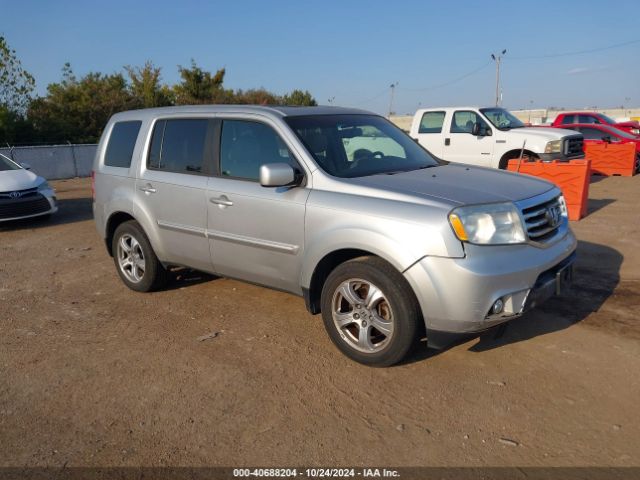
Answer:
(320, 256, 421, 367)
(111, 220, 169, 292)
(499, 152, 538, 170)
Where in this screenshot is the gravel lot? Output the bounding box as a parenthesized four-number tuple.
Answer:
(1, 176, 639, 467)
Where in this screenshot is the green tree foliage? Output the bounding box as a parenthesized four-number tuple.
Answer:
(281, 89, 317, 106)
(125, 61, 173, 108)
(173, 60, 229, 105)
(28, 63, 136, 143)
(0, 35, 35, 113)
(1, 49, 318, 144)
(0, 36, 35, 143)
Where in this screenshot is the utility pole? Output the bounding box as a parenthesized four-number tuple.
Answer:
(491, 50, 507, 107)
(388, 82, 398, 118)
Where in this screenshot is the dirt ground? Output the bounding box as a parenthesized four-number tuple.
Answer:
(0, 175, 639, 468)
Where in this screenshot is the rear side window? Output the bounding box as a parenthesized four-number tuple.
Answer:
(148, 119, 213, 174)
(561, 115, 575, 125)
(104, 121, 141, 168)
(418, 111, 445, 133)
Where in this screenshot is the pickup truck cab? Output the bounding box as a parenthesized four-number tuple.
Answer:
(94, 105, 576, 366)
(552, 112, 640, 136)
(410, 107, 584, 169)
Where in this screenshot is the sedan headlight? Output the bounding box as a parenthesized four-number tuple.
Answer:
(37, 180, 51, 192)
(544, 140, 562, 154)
(448, 202, 526, 245)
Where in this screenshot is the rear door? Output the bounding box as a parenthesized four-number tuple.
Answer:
(414, 110, 446, 157)
(443, 110, 494, 167)
(206, 117, 309, 293)
(134, 118, 214, 272)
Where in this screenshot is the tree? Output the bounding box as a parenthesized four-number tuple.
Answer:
(173, 60, 228, 105)
(233, 88, 279, 105)
(28, 63, 136, 143)
(125, 61, 172, 108)
(0, 36, 35, 113)
(281, 89, 317, 106)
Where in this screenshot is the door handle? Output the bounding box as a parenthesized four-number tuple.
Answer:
(139, 184, 157, 194)
(210, 195, 233, 207)
(444, 138, 451, 146)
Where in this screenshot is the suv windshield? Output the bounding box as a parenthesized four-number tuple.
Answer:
(480, 108, 525, 130)
(285, 114, 440, 178)
(0, 153, 21, 171)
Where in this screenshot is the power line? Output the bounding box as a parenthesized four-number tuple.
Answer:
(399, 61, 492, 92)
(508, 38, 640, 60)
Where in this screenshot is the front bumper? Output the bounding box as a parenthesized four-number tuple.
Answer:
(0, 191, 57, 222)
(403, 224, 577, 336)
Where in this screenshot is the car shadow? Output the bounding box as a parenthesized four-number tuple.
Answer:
(586, 198, 615, 215)
(401, 239, 622, 365)
(163, 267, 220, 291)
(0, 197, 93, 231)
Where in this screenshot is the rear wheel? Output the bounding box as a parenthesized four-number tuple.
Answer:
(320, 256, 421, 367)
(112, 220, 169, 292)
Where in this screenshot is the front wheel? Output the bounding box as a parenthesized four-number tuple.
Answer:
(320, 256, 421, 367)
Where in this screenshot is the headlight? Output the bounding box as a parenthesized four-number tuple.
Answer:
(36, 180, 51, 192)
(544, 140, 562, 154)
(448, 202, 526, 245)
(631, 128, 640, 135)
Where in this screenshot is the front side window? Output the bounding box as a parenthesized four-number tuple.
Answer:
(285, 114, 439, 178)
(479, 108, 524, 130)
(451, 110, 488, 134)
(580, 128, 607, 140)
(220, 120, 297, 181)
(598, 114, 617, 124)
(148, 119, 211, 174)
(578, 115, 597, 124)
(418, 111, 445, 133)
(104, 121, 141, 168)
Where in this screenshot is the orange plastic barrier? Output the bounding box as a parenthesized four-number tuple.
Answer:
(584, 142, 637, 176)
(507, 159, 590, 221)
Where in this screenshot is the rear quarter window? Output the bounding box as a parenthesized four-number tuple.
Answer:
(104, 121, 142, 168)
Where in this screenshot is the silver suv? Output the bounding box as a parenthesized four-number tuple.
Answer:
(93, 106, 576, 366)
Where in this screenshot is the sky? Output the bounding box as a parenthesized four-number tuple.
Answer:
(3, 0, 640, 115)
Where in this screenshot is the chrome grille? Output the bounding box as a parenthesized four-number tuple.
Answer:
(564, 136, 583, 157)
(521, 196, 563, 242)
(0, 193, 51, 219)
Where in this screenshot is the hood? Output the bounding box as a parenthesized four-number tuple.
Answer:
(0, 168, 42, 192)
(349, 163, 555, 206)
(506, 126, 579, 140)
(616, 120, 640, 128)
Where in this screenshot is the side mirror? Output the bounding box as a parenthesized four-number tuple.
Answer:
(260, 163, 297, 187)
(602, 136, 612, 144)
(20, 162, 32, 170)
(471, 122, 491, 137)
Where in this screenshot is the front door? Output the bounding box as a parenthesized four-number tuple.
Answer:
(443, 110, 494, 167)
(206, 118, 309, 293)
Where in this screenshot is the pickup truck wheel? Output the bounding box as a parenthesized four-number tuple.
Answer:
(320, 257, 420, 367)
(112, 220, 169, 292)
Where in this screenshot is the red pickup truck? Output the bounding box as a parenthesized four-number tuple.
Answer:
(552, 112, 640, 136)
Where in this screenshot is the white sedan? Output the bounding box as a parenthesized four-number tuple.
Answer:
(0, 153, 57, 222)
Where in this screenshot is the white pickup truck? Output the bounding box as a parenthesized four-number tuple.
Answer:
(409, 107, 584, 169)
